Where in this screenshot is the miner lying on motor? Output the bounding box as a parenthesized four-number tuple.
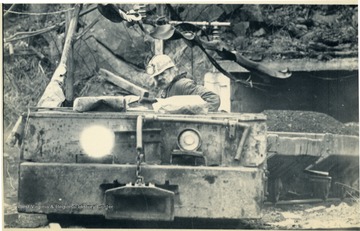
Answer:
(146, 54, 221, 112)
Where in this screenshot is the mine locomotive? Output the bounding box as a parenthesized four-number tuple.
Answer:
(16, 107, 267, 220)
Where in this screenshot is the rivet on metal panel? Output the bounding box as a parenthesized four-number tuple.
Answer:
(324, 133, 333, 154)
(227, 120, 237, 139)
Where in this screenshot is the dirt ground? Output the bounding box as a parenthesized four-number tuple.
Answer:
(260, 201, 360, 229)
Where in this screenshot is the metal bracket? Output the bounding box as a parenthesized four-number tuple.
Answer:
(234, 124, 251, 161)
(171, 149, 207, 166)
(228, 120, 237, 139)
(104, 184, 175, 221)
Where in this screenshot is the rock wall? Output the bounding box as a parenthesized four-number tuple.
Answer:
(75, 4, 357, 88)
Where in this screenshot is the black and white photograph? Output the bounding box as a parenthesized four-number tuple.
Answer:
(2, 2, 359, 229)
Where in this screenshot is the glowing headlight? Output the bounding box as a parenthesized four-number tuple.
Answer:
(80, 125, 115, 158)
(177, 129, 201, 152)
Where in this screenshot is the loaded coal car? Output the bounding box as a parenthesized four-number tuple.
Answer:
(265, 111, 359, 203)
(14, 98, 268, 221)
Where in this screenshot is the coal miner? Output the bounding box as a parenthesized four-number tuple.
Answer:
(146, 54, 221, 112)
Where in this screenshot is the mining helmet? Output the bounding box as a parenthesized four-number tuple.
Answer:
(146, 54, 175, 78)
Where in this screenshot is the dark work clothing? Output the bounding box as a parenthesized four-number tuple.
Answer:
(159, 73, 221, 112)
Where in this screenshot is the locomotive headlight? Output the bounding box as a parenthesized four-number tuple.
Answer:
(177, 129, 201, 152)
(80, 125, 115, 158)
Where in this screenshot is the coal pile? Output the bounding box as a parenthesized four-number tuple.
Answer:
(263, 110, 358, 135)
